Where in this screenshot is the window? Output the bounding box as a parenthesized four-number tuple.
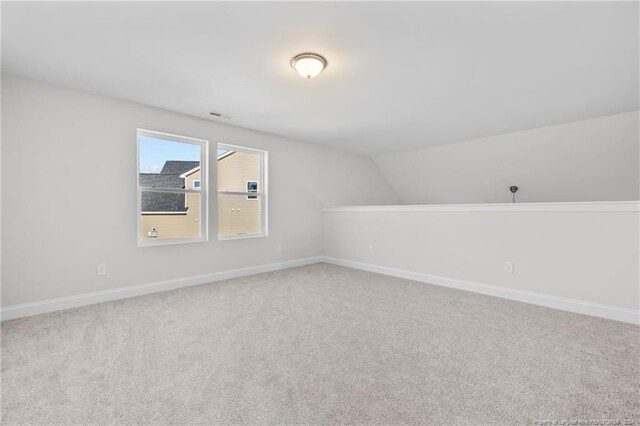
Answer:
(137, 129, 208, 246)
(217, 144, 267, 239)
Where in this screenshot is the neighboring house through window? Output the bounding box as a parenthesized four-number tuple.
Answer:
(137, 129, 208, 245)
(217, 144, 267, 239)
(246, 181, 258, 199)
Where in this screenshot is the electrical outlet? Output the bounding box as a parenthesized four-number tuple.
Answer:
(367, 245, 374, 254)
(277, 243, 283, 252)
(97, 264, 107, 276)
(503, 261, 514, 274)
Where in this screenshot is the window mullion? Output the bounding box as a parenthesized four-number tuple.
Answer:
(217, 190, 263, 196)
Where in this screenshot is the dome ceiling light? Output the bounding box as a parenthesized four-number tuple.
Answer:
(290, 53, 327, 79)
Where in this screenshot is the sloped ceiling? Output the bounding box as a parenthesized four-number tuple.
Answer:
(2, 2, 638, 156)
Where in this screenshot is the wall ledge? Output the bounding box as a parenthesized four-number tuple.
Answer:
(323, 201, 640, 213)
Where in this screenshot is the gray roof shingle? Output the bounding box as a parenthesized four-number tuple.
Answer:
(139, 173, 184, 189)
(160, 161, 200, 175)
(141, 192, 187, 213)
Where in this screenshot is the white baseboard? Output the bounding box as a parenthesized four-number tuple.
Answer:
(320, 256, 640, 325)
(4, 255, 637, 325)
(0, 256, 324, 321)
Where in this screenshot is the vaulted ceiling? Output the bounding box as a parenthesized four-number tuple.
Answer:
(2, 2, 638, 156)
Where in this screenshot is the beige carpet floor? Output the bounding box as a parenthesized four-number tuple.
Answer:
(1, 263, 639, 425)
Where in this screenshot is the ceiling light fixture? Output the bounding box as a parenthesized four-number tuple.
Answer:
(290, 53, 327, 79)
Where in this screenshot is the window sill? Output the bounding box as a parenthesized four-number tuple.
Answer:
(137, 237, 208, 247)
(218, 233, 267, 241)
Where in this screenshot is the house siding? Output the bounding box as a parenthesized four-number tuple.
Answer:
(217, 151, 261, 237)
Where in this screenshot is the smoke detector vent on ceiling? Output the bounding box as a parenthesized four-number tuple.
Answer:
(209, 112, 231, 119)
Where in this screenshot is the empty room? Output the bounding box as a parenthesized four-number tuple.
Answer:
(1, 1, 639, 425)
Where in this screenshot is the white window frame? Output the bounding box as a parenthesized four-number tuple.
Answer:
(137, 129, 209, 247)
(193, 180, 201, 189)
(217, 143, 268, 240)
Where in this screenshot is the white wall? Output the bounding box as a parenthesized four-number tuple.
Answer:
(374, 112, 640, 204)
(1, 75, 398, 307)
(323, 204, 640, 317)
